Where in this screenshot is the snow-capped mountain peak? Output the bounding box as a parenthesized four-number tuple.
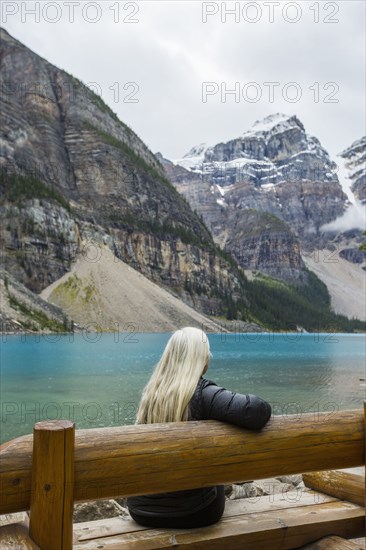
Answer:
(183, 143, 209, 159)
(168, 113, 347, 244)
(174, 143, 212, 172)
(244, 113, 304, 137)
(174, 113, 336, 188)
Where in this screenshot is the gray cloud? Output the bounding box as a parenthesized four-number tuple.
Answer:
(320, 202, 366, 232)
(2, 0, 365, 165)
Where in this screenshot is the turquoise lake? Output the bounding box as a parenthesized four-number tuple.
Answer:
(1, 332, 365, 444)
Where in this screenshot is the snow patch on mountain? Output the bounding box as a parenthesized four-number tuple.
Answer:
(216, 198, 227, 207)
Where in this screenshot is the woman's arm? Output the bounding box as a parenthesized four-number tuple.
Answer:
(201, 379, 272, 430)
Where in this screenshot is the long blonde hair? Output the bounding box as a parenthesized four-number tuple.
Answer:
(136, 327, 211, 424)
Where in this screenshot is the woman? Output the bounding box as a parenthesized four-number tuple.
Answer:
(127, 326, 272, 529)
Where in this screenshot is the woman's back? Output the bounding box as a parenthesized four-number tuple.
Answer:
(127, 375, 272, 523)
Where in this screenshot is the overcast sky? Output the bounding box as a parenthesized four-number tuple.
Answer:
(2, 1, 365, 164)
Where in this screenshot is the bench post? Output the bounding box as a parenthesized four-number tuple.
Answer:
(29, 420, 75, 550)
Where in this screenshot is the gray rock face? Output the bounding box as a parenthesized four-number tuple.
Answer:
(166, 113, 348, 282)
(1, 199, 78, 291)
(226, 474, 304, 500)
(338, 136, 366, 203)
(73, 500, 127, 523)
(339, 247, 365, 264)
(0, 268, 71, 332)
(0, 28, 246, 316)
(224, 209, 305, 283)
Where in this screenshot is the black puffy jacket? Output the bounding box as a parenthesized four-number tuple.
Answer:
(126, 376, 272, 517)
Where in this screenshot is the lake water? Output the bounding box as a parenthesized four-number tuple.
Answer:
(1, 332, 365, 444)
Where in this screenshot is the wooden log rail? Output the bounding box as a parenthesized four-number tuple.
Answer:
(0, 405, 365, 549)
(303, 469, 365, 507)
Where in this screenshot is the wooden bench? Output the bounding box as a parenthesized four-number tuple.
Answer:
(1, 403, 365, 549)
(71, 491, 365, 549)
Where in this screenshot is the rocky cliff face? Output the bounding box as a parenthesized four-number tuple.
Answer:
(223, 209, 304, 282)
(338, 136, 366, 203)
(0, 268, 71, 332)
(163, 113, 348, 282)
(0, 28, 246, 316)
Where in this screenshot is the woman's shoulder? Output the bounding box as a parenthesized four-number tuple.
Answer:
(198, 376, 217, 389)
(191, 377, 217, 403)
(188, 377, 215, 420)
(194, 376, 219, 398)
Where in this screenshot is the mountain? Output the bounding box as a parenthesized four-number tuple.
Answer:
(0, 27, 246, 319)
(173, 113, 348, 238)
(300, 136, 366, 321)
(0, 29, 364, 331)
(163, 113, 348, 282)
(0, 268, 71, 332)
(302, 248, 365, 321)
(40, 247, 228, 332)
(338, 136, 366, 203)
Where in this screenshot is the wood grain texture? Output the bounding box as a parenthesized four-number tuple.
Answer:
(0, 409, 364, 514)
(28, 421, 74, 550)
(73, 490, 338, 543)
(0, 520, 40, 549)
(303, 470, 365, 506)
(0, 511, 29, 527)
(298, 535, 365, 549)
(73, 500, 365, 549)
